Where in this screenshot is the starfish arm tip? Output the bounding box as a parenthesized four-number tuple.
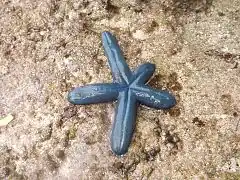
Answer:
(68, 83, 120, 105)
(101, 31, 132, 84)
(132, 63, 156, 84)
(111, 91, 137, 155)
(134, 86, 177, 109)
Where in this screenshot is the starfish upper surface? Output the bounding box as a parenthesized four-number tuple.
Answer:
(68, 31, 176, 156)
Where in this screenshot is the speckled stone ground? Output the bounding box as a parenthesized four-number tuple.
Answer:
(0, 0, 240, 179)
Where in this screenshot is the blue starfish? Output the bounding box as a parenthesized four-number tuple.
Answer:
(68, 31, 176, 156)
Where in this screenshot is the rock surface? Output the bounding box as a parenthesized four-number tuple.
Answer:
(0, 0, 240, 179)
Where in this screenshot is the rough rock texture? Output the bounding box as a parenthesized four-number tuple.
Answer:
(0, 0, 240, 179)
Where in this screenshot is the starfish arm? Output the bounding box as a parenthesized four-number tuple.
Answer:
(68, 83, 122, 105)
(102, 31, 132, 84)
(132, 62, 155, 84)
(133, 85, 176, 109)
(111, 90, 137, 156)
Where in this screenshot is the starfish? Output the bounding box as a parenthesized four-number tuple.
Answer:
(68, 31, 176, 156)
